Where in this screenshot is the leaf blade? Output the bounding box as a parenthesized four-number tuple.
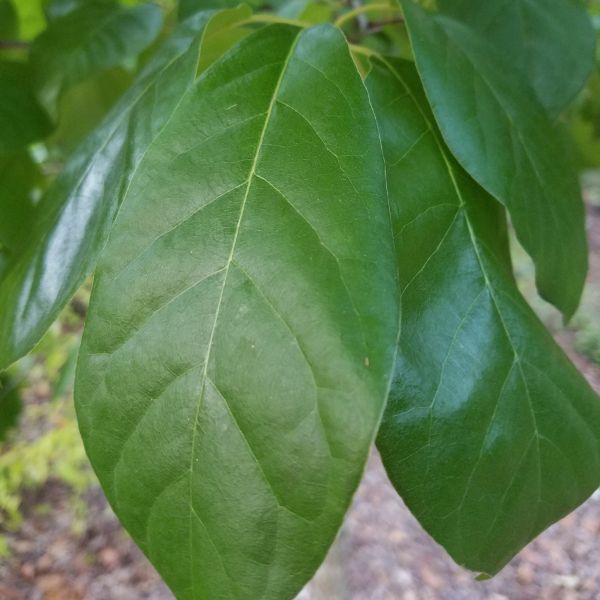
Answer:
(75, 23, 398, 599)
(368, 57, 600, 576)
(400, 0, 588, 318)
(0, 9, 231, 370)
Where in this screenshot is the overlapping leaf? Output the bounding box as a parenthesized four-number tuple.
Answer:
(30, 0, 162, 112)
(0, 9, 249, 370)
(400, 0, 588, 318)
(368, 57, 600, 576)
(436, 0, 596, 118)
(75, 23, 399, 600)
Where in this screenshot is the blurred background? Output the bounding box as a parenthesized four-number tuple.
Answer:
(1, 2, 600, 600)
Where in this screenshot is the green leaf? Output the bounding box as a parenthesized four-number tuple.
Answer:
(12, 0, 46, 40)
(400, 0, 588, 319)
(0, 0, 18, 38)
(436, 0, 596, 118)
(0, 152, 42, 254)
(0, 9, 239, 370)
(0, 61, 52, 153)
(30, 0, 163, 113)
(368, 57, 600, 576)
(0, 374, 22, 442)
(75, 23, 398, 600)
(180, 0, 259, 19)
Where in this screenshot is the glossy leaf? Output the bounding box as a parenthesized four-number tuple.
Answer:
(75, 24, 398, 600)
(0, 9, 242, 370)
(0, 61, 52, 153)
(368, 57, 600, 576)
(400, 0, 588, 318)
(436, 0, 596, 118)
(30, 0, 162, 112)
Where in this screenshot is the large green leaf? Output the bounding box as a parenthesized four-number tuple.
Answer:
(0, 9, 246, 370)
(30, 0, 162, 112)
(436, 0, 596, 118)
(0, 61, 52, 153)
(368, 57, 600, 576)
(400, 0, 588, 319)
(75, 24, 398, 600)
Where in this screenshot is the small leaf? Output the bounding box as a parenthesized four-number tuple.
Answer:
(436, 0, 596, 118)
(0, 9, 240, 370)
(0, 374, 22, 442)
(0, 61, 52, 153)
(0, 152, 42, 257)
(400, 0, 588, 318)
(30, 0, 163, 113)
(368, 57, 600, 576)
(75, 24, 398, 599)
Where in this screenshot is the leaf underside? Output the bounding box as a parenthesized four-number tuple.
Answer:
(400, 0, 588, 318)
(369, 57, 600, 576)
(75, 24, 398, 600)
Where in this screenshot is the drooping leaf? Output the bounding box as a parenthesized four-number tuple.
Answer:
(436, 0, 596, 118)
(0, 61, 52, 153)
(30, 0, 163, 112)
(75, 23, 398, 600)
(400, 0, 588, 319)
(368, 57, 600, 576)
(0, 8, 250, 370)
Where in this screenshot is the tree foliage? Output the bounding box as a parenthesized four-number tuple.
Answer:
(0, 0, 598, 598)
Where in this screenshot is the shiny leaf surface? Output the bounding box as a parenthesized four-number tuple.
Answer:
(436, 0, 596, 118)
(400, 0, 588, 318)
(369, 57, 600, 576)
(76, 24, 398, 600)
(0, 10, 229, 370)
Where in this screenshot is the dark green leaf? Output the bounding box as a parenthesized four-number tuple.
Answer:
(0, 61, 52, 153)
(0, 0, 18, 38)
(0, 9, 243, 370)
(0, 374, 22, 441)
(368, 57, 600, 576)
(400, 0, 588, 318)
(30, 0, 163, 112)
(75, 24, 398, 599)
(0, 152, 42, 255)
(436, 0, 596, 118)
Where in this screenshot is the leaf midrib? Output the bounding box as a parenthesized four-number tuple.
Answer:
(186, 29, 302, 599)
(377, 54, 545, 532)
